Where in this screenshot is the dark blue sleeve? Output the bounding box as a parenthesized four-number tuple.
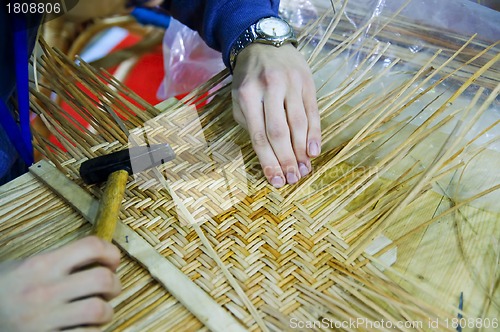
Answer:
(0, 8, 20, 184)
(162, 1, 280, 68)
(0, 9, 41, 184)
(0, 9, 16, 101)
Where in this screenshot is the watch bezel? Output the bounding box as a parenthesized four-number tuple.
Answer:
(254, 16, 297, 47)
(255, 17, 293, 40)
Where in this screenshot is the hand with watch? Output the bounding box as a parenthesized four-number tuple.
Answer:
(230, 16, 321, 188)
(47, 2, 320, 189)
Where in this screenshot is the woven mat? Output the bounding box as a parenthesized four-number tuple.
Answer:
(1, 2, 499, 331)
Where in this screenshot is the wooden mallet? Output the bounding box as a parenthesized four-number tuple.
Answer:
(79, 144, 175, 241)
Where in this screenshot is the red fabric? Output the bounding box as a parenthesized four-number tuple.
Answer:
(123, 46, 165, 106)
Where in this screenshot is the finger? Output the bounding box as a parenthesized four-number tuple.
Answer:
(263, 87, 301, 184)
(50, 297, 114, 330)
(285, 81, 311, 178)
(302, 74, 321, 158)
(49, 237, 121, 274)
(231, 101, 248, 130)
(52, 266, 121, 303)
(234, 89, 286, 188)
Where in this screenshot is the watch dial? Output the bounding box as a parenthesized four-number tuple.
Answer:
(259, 18, 290, 37)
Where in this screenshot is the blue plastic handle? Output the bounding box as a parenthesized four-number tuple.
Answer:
(131, 7, 171, 29)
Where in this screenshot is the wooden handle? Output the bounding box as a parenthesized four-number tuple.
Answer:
(94, 170, 129, 241)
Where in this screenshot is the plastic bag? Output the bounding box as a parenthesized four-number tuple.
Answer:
(279, 0, 320, 30)
(307, 0, 500, 211)
(341, 0, 499, 43)
(157, 18, 225, 100)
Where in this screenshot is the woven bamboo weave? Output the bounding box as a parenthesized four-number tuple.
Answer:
(1, 2, 499, 331)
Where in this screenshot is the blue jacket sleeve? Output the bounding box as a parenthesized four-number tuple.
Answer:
(162, 1, 280, 68)
(0, 10, 41, 183)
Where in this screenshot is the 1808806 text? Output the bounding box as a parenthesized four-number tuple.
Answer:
(5, 1, 63, 15)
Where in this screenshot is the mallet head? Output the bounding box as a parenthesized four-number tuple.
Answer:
(79, 144, 176, 185)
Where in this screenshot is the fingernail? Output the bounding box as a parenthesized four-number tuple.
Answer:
(309, 141, 320, 157)
(286, 173, 299, 184)
(271, 176, 285, 188)
(299, 163, 309, 177)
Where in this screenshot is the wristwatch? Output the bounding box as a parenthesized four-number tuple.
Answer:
(229, 17, 298, 70)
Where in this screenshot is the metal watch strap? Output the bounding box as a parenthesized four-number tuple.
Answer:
(229, 24, 257, 71)
(229, 17, 297, 71)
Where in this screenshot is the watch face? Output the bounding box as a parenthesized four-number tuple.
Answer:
(257, 17, 291, 38)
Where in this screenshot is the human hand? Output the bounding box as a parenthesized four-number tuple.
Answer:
(231, 43, 321, 188)
(0, 236, 121, 332)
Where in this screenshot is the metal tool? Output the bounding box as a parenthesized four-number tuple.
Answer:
(79, 144, 175, 241)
